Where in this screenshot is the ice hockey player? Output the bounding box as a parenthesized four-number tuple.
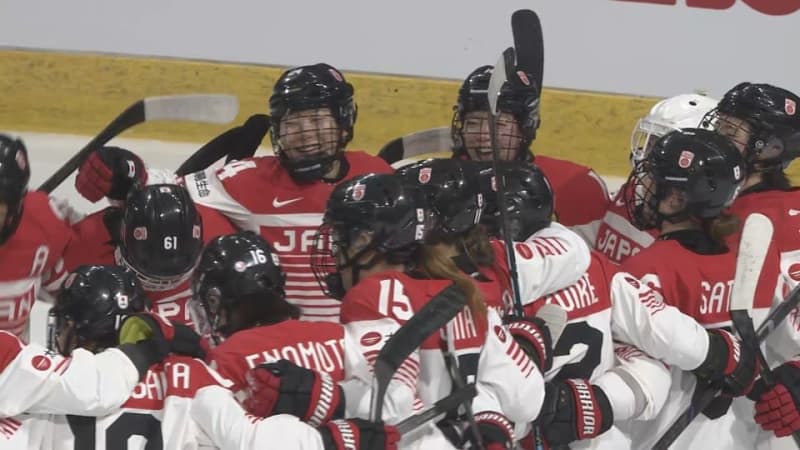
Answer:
(706, 81, 800, 443)
(0, 134, 74, 340)
(619, 128, 769, 449)
(65, 183, 235, 326)
(593, 93, 718, 263)
(451, 65, 609, 242)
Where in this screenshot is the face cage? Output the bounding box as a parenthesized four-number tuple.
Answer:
(188, 285, 224, 344)
(630, 119, 674, 169)
(453, 112, 527, 161)
(623, 161, 663, 230)
(115, 247, 194, 292)
(272, 109, 345, 179)
(310, 224, 345, 299)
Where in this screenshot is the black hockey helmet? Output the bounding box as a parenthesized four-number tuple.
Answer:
(50, 265, 149, 355)
(269, 63, 357, 182)
(398, 159, 484, 237)
(477, 161, 554, 241)
(191, 231, 289, 340)
(624, 128, 745, 230)
(118, 184, 203, 292)
(0, 135, 30, 245)
(452, 65, 540, 161)
(704, 82, 800, 172)
(312, 173, 427, 299)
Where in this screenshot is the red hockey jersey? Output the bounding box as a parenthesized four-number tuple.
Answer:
(182, 152, 393, 322)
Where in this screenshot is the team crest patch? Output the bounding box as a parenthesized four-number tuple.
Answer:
(789, 263, 800, 282)
(31, 355, 52, 371)
(786, 98, 797, 116)
(516, 70, 531, 86)
(133, 226, 148, 240)
(15, 150, 26, 171)
(678, 150, 695, 169)
(418, 167, 432, 184)
(360, 331, 382, 347)
(352, 183, 366, 201)
(494, 325, 507, 343)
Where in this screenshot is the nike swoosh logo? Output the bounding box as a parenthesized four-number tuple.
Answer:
(272, 197, 303, 208)
(790, 209, 800, 216)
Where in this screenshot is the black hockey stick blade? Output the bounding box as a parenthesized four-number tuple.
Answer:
(38, 94, 239, 193)
(368, 283, 467, 422)
(511, 9, 544, 93)
(175, 114, 270, 176)
(376, 127, 452, 166)
(654, 282, 800, 449)
(396, 383, 477, 435)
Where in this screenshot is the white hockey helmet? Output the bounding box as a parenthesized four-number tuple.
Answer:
(630, 94, 719, 167)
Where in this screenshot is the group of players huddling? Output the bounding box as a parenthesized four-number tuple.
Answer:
(1, 60, 799, 450)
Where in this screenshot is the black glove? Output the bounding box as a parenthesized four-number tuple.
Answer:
(694, 329, 759, 397)
(243, 359, 344, 426)
(224, 114, 270, 163)
(538, 379, 614, 446)
(464, 411, 516, 450)
(76, 146, 147, 202)
(318, 419, 400, 450)
(506, 316, 554, 372)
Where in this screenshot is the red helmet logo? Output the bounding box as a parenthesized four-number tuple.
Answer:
(418, 167, 432, 184)
(328, 68, 343, 82)
(786, 98, 797, 116)
(352, 183, 366, 201)
(192, 225, 201, 239)
(678, 150, 695, 169)
(15, 150, 26, 171)
(133, 226, 148, 240)
(516, 70, 531, 86)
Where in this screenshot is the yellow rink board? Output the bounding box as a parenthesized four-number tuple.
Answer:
(3, 49, 798, 181)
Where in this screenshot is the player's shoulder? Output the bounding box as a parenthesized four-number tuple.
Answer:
(344, 150, 393, 175)
(0, 331, 24, 369)
(535, 154, 592, 178)
(618, 240, 669, 274)
(160, 355, 232, 396)
(22, 191, 67, 226)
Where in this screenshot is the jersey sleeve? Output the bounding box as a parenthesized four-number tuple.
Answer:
(0, 335, 139, 417)
(191, 384, 326, 450)
(593, 342, 671, 422)
(472, 309, 545, 426)
(515, 222, 592, 304)
(609, 272, 710, 371)
(40, 195, 78, 296)
(182, 164, 256, 231)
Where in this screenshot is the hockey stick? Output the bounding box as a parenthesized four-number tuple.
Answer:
(512, 9, 545, 95)
(376, 127, 452, 167)
(397, 384, 477, 435)
(654, 214, 799, 449)
(368, 283, 467, 422)
(38, 94, 239, 193)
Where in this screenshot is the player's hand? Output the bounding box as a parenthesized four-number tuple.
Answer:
(505, 315, 554, 371)
(243, 359, 343, 427)
(318, 419, 400, 450)
(462, 411, 515, 450)
(694, 329, 759, 396)
(119, 312, 207, 359)
(76, 146, 147, 202)
(537, 379, 614, 446)
(751, 361, 800, 437)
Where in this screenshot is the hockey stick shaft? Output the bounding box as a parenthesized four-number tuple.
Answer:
(38, 94, 238, 193)
(368, 283, 467, 422)
(397, 384, 477, 435)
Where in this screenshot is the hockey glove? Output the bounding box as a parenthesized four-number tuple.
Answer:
(506, 316, 554, 372)
(76, 146, 147, 202)
(537, 379, 614, 446)
(694, 329, 759, 397)
(751, 360, 800, 437)
(243, 359, 344, 427)
(119, 312, 207, 358)
(465, 411, 516, 450)
(318, 419, 400, 450)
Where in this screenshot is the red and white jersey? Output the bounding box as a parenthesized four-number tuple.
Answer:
(593, 183, 658, 264)
(536, 155, 610, 243)
(46, 355, 230, 450)
(340, 271, 545, 432)
(183, 152, 393, 322)
(0, 192, 73, 340)
(481, 222, 592, 314)
(64, 204, 236, 326)
(207, 319, 350, 393)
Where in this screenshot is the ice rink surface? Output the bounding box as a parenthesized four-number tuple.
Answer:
(8, 130, 625, 345)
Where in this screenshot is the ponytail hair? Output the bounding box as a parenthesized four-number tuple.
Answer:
(704, 212, 740, 248)
(418, 244, 487, 322)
